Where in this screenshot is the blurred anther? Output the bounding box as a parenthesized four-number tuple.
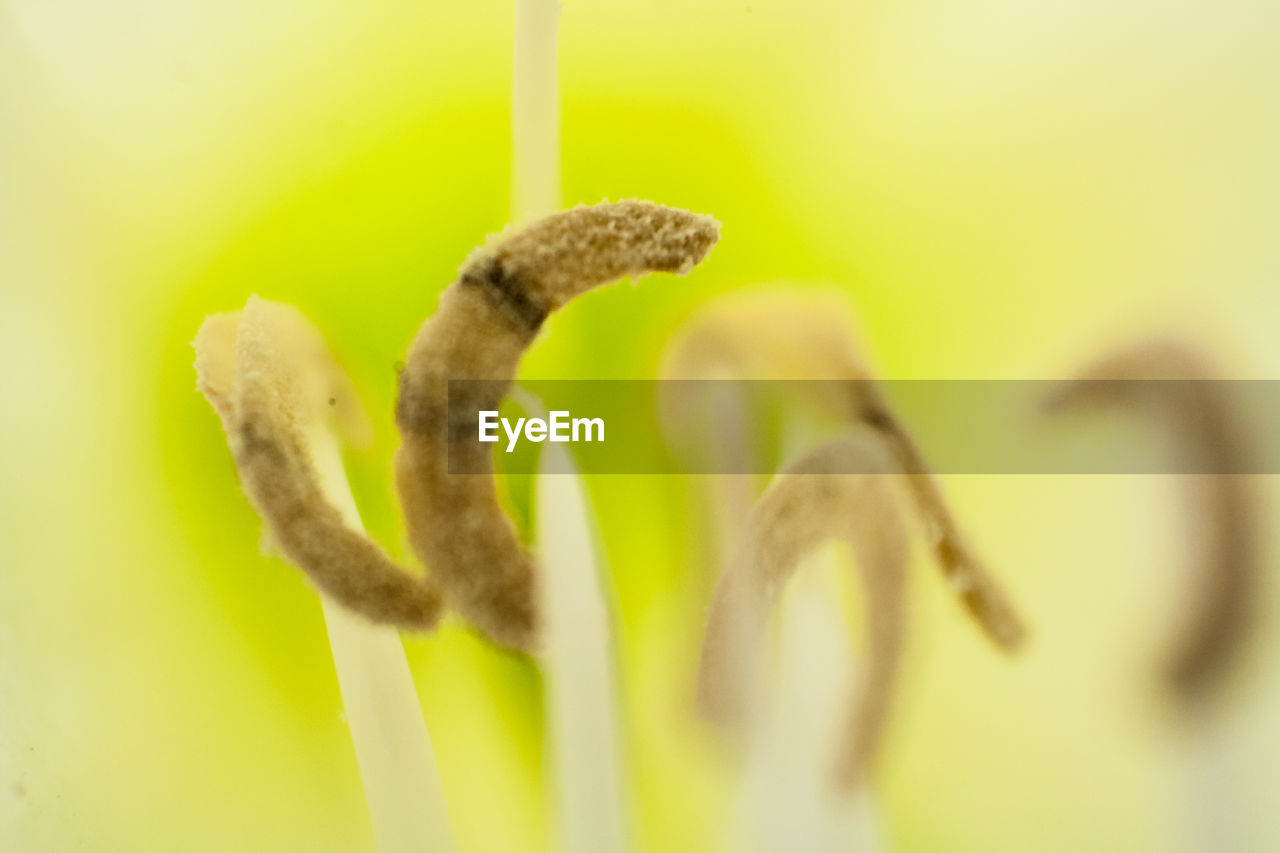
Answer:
(697, 437, 908, 791)
(662, 289, 1026, 651)
(1044, 336, 1258, 708)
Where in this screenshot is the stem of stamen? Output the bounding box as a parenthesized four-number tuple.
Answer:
(512, 0, 562, 222)
(310, 431, 454, 853)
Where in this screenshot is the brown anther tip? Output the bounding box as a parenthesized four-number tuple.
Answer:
(193, 311, 242, 424)
(857, 397, 1028, 653)
(965, 580, 1029, 651)
(461, 199, 720, 314)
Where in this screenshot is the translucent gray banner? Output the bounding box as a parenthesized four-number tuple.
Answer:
(443, 380, 1279, 474)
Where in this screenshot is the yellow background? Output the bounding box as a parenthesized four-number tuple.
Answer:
(3, 2, 1278, 851)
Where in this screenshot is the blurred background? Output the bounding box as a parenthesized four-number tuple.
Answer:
(2, 1, 1278, 851)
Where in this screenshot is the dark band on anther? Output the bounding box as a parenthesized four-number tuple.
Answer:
(460, 257, 548, 331)
(859, 402, 897, 434)
(237, 419, 293, 467)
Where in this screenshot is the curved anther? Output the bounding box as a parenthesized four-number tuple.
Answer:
(1044, 337, 1257, 706)
(194, 297, 443, 629)
(662, 289, 1025, 650)
(697, 437, 908, 790)
(395, 200, 720, 652)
